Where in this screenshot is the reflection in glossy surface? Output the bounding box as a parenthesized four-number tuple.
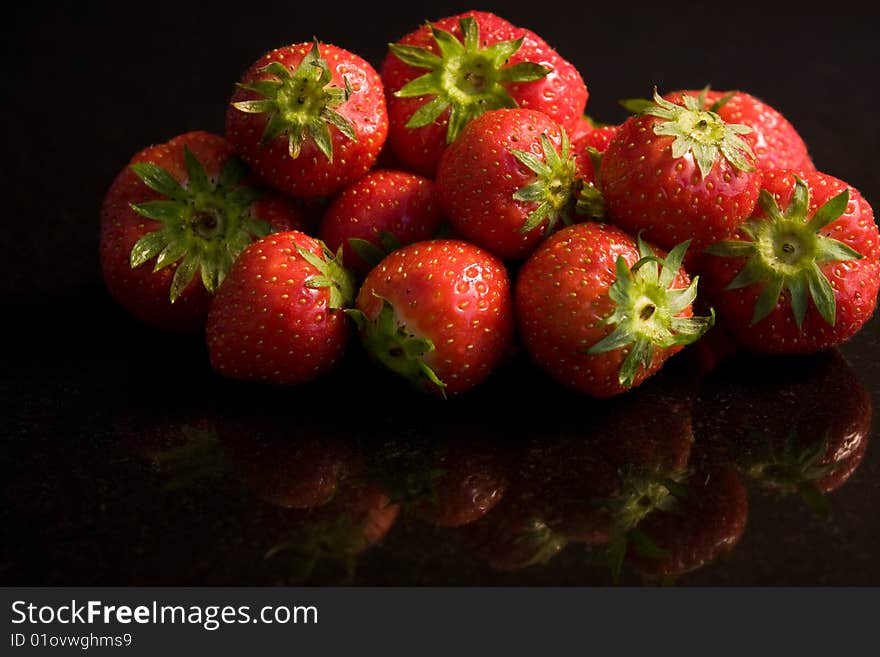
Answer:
(3, 315, 873, 584)
(694, 349, 871, 513)
(116, 348, 870, 584)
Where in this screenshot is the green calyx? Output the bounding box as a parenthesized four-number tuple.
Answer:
(705, 176, 861, 329)
(129, 147, 272, 302)
(511, 134, 606, 233)
(511, 132, 580, 234)
(575, 146, 606, 222)
(346, 297, 447, 396)
(233, 40, 357, 162)
(389, 17, 550, 143)
(296, 244, 356, 310)
(636, 88, 755, 179)
(587, 237, 715, 388)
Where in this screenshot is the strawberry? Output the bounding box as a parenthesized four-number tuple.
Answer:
(348, 240, 514, 396)
(436, 109, 594, 260)
(226, 40, 387, 199)
(100, 131, 304, 331)
(206, 230, 355, 385)
(515, 223, 714, 398)
(568, 115, 595, 142)
(382, 11, 587, 176)
(319, 169, 444, 276)
(570, 124, 619, 220)
(702, 170, 880, 353)
(574, 123, 619, 155)
(600, 89, 762, 258)
(624, 89, 814, 171)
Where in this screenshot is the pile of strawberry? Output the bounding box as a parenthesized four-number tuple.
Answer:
(100, 10, 880, 399)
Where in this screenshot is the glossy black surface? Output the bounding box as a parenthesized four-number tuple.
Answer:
(3, 0, 880, 585)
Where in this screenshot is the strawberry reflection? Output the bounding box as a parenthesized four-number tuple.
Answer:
(126, 347, 869, 584)
(366, 423, 510, 529)
(460, 375, 716, 579)
(694, 349, 871, 514)
(216, 414, 399, 583)
(624, 466, 748, 579)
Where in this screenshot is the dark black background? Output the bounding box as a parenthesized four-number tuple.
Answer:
(3, 0, 880, 585)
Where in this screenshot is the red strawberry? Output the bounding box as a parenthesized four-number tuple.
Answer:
(226, 40, 387, 198)
(437, 109, 593, 260)
(348, 240, 514, 396)
(319, 169, 444, 276)
(665, 89, 814, 171)
(516, 223, 714, 398)
(702, 170, 880, 353)
(569, 115, 595, 142)
(600, 89, 762, 258)
(100, 131, 304, 331)
(574, 123, 619, 155)
(206, 230, 355, 385)
(382, 11, 587, 176)
(570, 124, 619, 221)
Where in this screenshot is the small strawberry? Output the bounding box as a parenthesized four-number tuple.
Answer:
(702, 170, 880, 353)
(100, 131, 304, 331)
(574, 123, 619, 155)
(436, 109, 594, 260)
(600, 89, 762, 258)
(226, 40, 387, 198)
(348, 240, 514, 396)
(516, 223, 714, 398)
(319, 169, 444, 276)
(568, 115, 595, 142)
(382, 11, 587, 176)
(206, 230, 355, 385)
(625, 89, 813, 171)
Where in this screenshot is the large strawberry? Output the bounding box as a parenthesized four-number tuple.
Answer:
(100, 131, 304, 331)
(319, 169, 444, 276)
(348, 240, 514, 396)
(625, 88, 813, 171)
(702, 170, 879, 353)
(600, 89, 762, 258)
(437, 109, 595, 260)
(516, 223, 714, 397)
(206, 231, 354, 385)
(382, 11, 587, 176)
(226, 40, 387, 198)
